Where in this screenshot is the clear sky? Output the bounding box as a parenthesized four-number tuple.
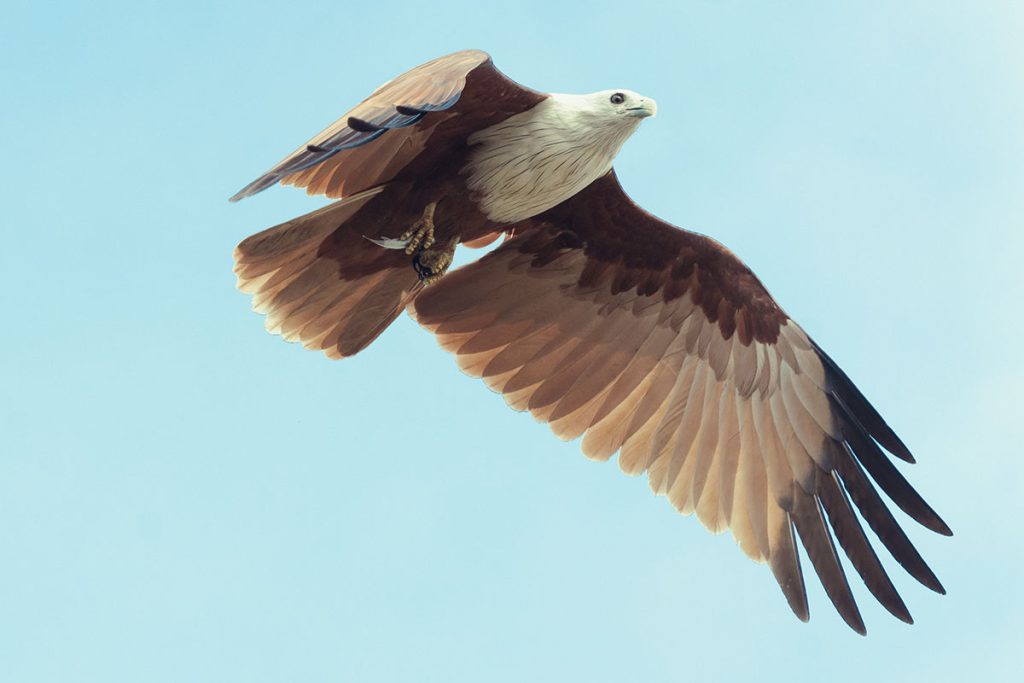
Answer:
(1, 1, 1022, 681)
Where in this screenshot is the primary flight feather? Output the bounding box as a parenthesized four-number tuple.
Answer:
(231, 49, 950, 634)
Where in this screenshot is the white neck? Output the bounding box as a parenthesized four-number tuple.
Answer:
(463, 94, 642, 224)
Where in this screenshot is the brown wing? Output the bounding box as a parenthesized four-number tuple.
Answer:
(411, 171, 951, 634)
(230, 49, 544, 202)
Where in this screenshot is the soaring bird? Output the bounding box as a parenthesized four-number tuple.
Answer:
(231, 49, 949, 634)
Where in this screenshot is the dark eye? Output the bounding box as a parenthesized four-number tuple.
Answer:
(610, 92, 625, 105)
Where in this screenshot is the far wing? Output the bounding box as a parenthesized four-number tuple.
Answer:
(230, 49, 544, 201)
(411, 171, 950, 634)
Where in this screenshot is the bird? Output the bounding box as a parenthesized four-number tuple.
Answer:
(230, 49, 950, 634)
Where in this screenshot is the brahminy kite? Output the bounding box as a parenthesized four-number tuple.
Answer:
(230, 49, 950, 634)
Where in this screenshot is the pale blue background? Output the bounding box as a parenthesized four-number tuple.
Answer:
(1, 1, 1021, 681)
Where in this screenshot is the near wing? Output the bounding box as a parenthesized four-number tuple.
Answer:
(411, 171, 951, 634)
(230, 49, 543, 202)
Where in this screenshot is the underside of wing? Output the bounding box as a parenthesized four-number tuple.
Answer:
(230, 49, 544, 202)
(411, 171, 950, 633)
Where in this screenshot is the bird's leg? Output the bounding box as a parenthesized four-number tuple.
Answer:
(362, 201, 455, 284)
(413, 236, 458, 286)
(397, 201, 437, 255)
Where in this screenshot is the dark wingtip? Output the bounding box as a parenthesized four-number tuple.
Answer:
(838, 420, 951, 536)
(886, 437, 916, 464)
(818, 468, 918, 626)
(810, 339, 917, 464)
(885, 587, 914, 624)
(923, 569, 946, 595)
(843, 604, 867, 636)
(917, 564, 946, 595)
(782, 589, 806, 626)
(917, 505, 954, 536)
(770, 514, 810, 623)
(896, 447, 916, 465)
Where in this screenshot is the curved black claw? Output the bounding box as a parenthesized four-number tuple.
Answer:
(412, 251, 435, 282)
(411, 237, 457, 285)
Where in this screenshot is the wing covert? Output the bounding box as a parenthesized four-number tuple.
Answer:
(231, 49, 544, 201)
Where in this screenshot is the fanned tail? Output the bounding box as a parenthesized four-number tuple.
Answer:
(233, 186, 422, 359)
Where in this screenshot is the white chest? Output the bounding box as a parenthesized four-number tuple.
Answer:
(462, 97, 637, 224)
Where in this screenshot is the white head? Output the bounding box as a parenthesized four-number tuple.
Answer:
(550, 89, 658, 129)
(463, 88, 657, 223)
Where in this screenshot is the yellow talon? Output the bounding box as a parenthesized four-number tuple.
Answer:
(413, 236, 457, 285)
(400, 202, 437, 255)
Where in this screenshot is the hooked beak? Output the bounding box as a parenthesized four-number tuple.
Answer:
(625, 98, 657, 118)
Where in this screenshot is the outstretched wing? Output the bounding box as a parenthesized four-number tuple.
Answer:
(411, 171, 950, 634)
(230, 49, 544, 202)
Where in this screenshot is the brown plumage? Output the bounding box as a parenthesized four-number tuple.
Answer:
(231, 49, 950, 634)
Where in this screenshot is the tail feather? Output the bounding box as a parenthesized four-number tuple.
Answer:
(234, 186, 421, 358)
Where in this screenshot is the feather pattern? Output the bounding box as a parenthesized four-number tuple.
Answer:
(233, 187, 422, 359)
(411, 171, 950, 633)
(230, 49, 545, 202)
(464, 95, 643, 223)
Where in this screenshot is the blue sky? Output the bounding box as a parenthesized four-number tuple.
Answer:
(1, 1, 1022, 681)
